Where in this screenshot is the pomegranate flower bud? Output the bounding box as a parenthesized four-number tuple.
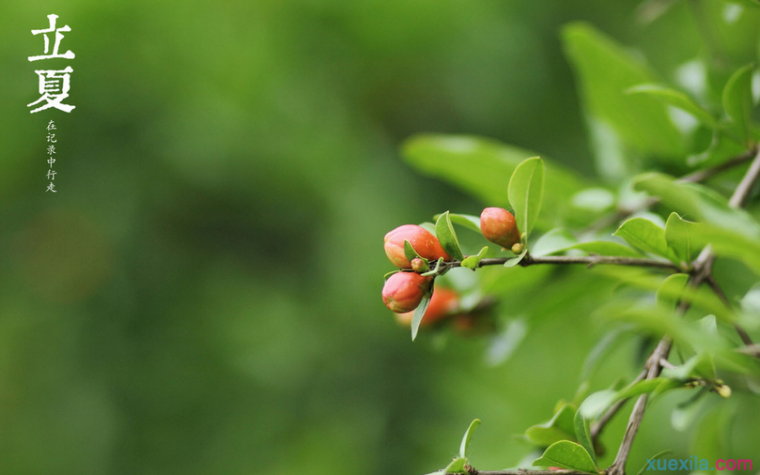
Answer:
(382, 272, 431, 313)
(480, 207, 521, 249)
(384, 224, 450, 268)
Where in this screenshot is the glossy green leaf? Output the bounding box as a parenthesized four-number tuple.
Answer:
(722, 64, 755, 144)
(614, 218, 676, 261)
(435, 211, 465, 261)
(562, 23, 685, 161)
(533, 440, 598, 474)
(573, 411, 597, 466)
(411, 290, 432, 341)
(434, 213, 482, 233)
(665, 213, 698, 264)
(525, 404, 577, 447)
(627, 84, 717, 128)
(459, 419, 481, 459)
(402, 135, 587, 228)
(461, 246, 489, 269)
(508, 157, 544, 238)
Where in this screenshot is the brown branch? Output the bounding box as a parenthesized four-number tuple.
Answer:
(464, 469, 590, 475)
(442, 255, 681, 272)
(607, 148, 760, 475)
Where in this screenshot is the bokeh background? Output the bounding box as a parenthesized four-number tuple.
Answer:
(1, 1, 759, 474)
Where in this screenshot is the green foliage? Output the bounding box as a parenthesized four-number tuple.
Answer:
(722, 64, 756, 145)
(533, 440, 598, 473)
(614, 218, 677, 262)
(508, 157, 545, 240)
(436, 211, 465, 261)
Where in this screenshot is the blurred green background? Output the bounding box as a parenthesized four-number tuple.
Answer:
(1, 1, 759, 474)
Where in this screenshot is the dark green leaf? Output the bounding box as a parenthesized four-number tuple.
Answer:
(459, 419, 481, 459)
(722, 64, 755, 144)
(525, 404, 577, 447)
(627, 84, 717, 128)
(404, 240, 424, 262)
(573, 411, 597, 466)
(508, 157, 545, 239)
(435, 211, 465, 261)
(533, 441, 598, 474)
(614, 218, 676, 261)
(411, 290, 432, 341)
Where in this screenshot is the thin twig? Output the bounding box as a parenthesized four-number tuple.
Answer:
(464, 470, 589, 475)
(705, 276, 760, 358)
(447, 255, 681, 272)
(590, 370, 647, 441)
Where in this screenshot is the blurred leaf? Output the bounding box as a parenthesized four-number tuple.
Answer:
(562, 23, 685, 161)
(614, 218, 676, 261)
(504, 249, 527, 267)
(434, 213, 482, 233)
(461, 246, 489, 269)
(635, 450, 673, 475)
(627, 84, 717, 128)
(508, 157, 545, 239)
(580, 327, 630, 381)
(656, 273, 689, 310)
(691, 223, 760, 275)
(553, 241, 642, 258)
(579, 378, 681, 420)
(525, 403, 577, 447)
(533, 441, 598, 473)
(632, 172, 760, 236)
(572, 188, 616, 213)
(722, 64, 755, 144)
(435, 211, 465, 261)
(690, 404, 734, 464)
(665, 213, 698, 264)
(578, 390, 618, 420)
(402, 135, 586, 227)
(411, 290, 432, 341)
(573, 411, 597, 466)
(459, 419, 481, 459)
(485, 318, 528, 366)
(532, 229, 578, 257)
(383, 270, 400, 280)
(720, 0, 760, 7)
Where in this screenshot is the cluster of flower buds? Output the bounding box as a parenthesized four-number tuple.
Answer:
(382, 207, 520, 329)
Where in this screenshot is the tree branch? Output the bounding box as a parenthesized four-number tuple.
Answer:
(607, 148, 760, 475)
(464, 469, 591, 475)
(441, 255, 682, 272)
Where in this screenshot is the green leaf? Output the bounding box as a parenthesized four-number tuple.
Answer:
(665, 213, 698, 264)
(578, 390, 618, 420)
(504, 249, 527, 267)
(691, 223, 760, 276)
(435, 211, 465, 261)
(614, 218, 676, 261)
(532, 229, 578, 257)
(525, 404, 577, 447)
(570, 241, 642, 258)
(580, 327, 630, 381)
(421, 257, 445, 277)
(402, 135, 587, 228)
(627, 84, 718, 128)
(459, 419, 481, 459)
(533, 441, 598, 474)
(383, 270, 399, 280)
(461, 246, 489, 269)
(434, 213, 482, 233)
(722, 64, 755, 145)
(508, 157, 545, 239)
(573, 411, 597, 466)
(442, 457, 467, 474)
(562, 23, 685, 161)
(635, 450, 673, 475)
(656, 273, 689, 311)
(411, 290, 433, 341)
(404, 240, 424, 263)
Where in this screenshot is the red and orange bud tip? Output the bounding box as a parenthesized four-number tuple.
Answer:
(382, 272, 432, 313)
(384, 224, 450, 268)
(395, 286, 459, 327)
(411, 258, 429, 273)
(480, 207, 521, 249)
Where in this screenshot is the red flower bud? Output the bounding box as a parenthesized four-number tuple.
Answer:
(410, 258, 429, 273)
(382, 272, 431, 313)
(480, 207, 521, 249)
(395, 287, 459, 326)
(384, 224, 451, 268)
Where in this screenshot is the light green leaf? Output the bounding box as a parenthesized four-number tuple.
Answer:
(722, 64, 755, 144)
(508, 157, 544, 239)
(442, 457, 467, 474)
(656, 273, 689, 311)
(525, 404, 577, 447)
(627, 84, 718, 128)
(459, 419, 481, 459)
(504, 249, 527, 267)
(562, 23, 685, 161)
(411, 291, 432, 341)
(402, 135, 587, 228)
(573, 411, 597, 466)
(434, 213, 482, 233)
(461, 246, 489, 269)
(578, 390, 617, 420)
(532, 229, 578, 257)
(580, 327, 631, 381)
(570, 241, 642, 258)
(435, 211, 465, 261)
(691, 222, 760, 275)
(533, 440, 598, 474)
(665, 213, 698, 264)
(635, 450, 673, 475)
(614, 218, 676, 261)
